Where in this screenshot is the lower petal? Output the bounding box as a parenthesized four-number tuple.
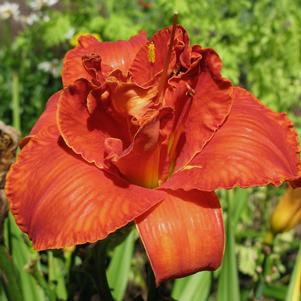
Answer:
(5, 125, 164, 250)
(136, 189, 224, 284)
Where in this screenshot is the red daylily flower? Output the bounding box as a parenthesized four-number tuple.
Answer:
(5, 21, 301, 284)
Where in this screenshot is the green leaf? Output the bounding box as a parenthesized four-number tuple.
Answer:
(286, 241, 301, 301)
(158, 0, 189, 15)
(230, 189, 249, 230)
(11, 72, 20, 132)
(48, 251, 67, 300)
(6, 214, 44, 301)
(264, 284, 301, 301)
(217, 194, 240, 301)
(30, 260, 56, 301)
(42, 14, 71, 47)
(172, 271, 211, 301)
(174, 0, 190, 14)
(0, 245, 23, 301)
(172, 276, 189, 299)
(107, 230, 136, 301)
(0, 281, 9, 301)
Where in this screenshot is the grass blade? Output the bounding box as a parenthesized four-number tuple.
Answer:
(230, 189, 249, 230)
(7, 214, 43, 301)
(0, 281, 9, 301)
(217, 191, 240, 301)
(217, 220, 240, 301)
(0, 245, 23, 301)
(11, 72, 21, 132)
(263, 284, 300, 301)
(172, 271, 211, 301)
(172, 277, 189, 299)
(286, 241, 301, 301)
(48, 251, 68, 300)
(107, 230, 136, 301)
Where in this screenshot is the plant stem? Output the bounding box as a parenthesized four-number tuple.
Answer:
(6, 72, 20, 255)
(255, 243, 273, 299)
(6, 214, 12, 255)
(12, 72, 21, 132)
(95, 241, 115, 301)
(285, 241, 301, 301)
(146, 263, 160, 301)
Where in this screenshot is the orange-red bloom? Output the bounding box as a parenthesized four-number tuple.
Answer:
(5, 23, 301, 284)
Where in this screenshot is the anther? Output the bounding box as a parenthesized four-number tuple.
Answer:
(148, 42, 156, 64)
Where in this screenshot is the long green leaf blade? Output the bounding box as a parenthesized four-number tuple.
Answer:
(172, 276, 189, 298)
(107, 230, 136, 301)
(230, 189, 249, 230)
(172, 271, 211, 301)
(8, 215, 43, 301)
(0, 245, 23, 301)
(286, 241, 301, 301)
(11, 72, 21, 132)
(217, 217, 240, 301)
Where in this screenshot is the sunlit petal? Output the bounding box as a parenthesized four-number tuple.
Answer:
(5, 125, 164, 250)
(136, 189, 224, 284)
(130, 26, 189, 86)
(164, 87, 301, 191)
(63, 32, 147, 86)
(57, 79, 129, 168)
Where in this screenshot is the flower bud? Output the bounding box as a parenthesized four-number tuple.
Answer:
(70, 32, 101, 46)
(271, 187, 301, 234)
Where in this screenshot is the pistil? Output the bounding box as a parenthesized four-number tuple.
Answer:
(156, 13, 178, 103)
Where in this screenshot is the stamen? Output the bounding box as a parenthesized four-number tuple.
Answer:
(156, 13, 178, 103)
(148, 42, 156, 64)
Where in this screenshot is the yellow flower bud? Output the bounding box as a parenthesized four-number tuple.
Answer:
(70, 32, 101, 47)
(64, 245, 75, 253)
(271, 187, 301, 234)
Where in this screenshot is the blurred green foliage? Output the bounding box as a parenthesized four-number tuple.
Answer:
(0, 0, 301, 300)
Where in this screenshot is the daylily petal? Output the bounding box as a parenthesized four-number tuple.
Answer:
(136, 189, 224, 284)
(5, 125, 163, 250)
(108, 81, 158, 120)
(112, 113, 161, 188)
(57, 79, 129, 168)
(290, 177, 301, 188)
(96, 32, 148, 73)
(62, 32, 148, 86)
(164, 87, 301, 191)
(130, 26, 189, 86)
(164, 49, 232, 174)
